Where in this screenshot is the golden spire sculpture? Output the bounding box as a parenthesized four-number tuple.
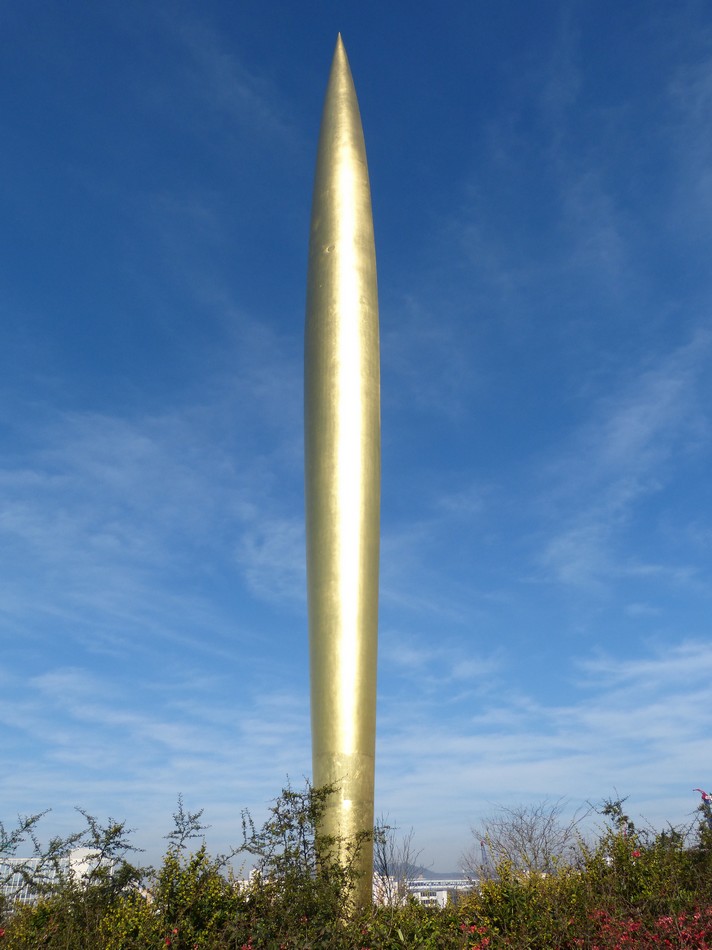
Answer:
(305, 34, 380, 905)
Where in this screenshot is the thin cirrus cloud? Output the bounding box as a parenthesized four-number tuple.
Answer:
(537, 332, 711, 588)
(373, 639, 712, 863)
(167, 13, 303, 148)
(0, 661, 312, 861)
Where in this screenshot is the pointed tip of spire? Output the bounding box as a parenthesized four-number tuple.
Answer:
(330, 33, 350, 74)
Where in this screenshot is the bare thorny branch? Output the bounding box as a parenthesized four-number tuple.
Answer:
(461, 798, 590, 879)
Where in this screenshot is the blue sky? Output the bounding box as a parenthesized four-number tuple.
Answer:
(2, 0, 712, 871)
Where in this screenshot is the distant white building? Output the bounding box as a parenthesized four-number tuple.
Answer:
(406, 878, 473, 908)
(1, 848, 113, 907)
(373, 874, 474, 908)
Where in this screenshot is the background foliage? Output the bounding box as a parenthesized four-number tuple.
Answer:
(2, 788, 712, 949)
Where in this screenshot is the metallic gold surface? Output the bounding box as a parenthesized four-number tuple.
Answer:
(305, 35, 380, 905)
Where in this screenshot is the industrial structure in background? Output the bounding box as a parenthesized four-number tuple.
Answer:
(373, 875, 473, 908)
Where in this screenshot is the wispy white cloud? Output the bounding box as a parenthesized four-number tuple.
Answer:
(435, 482, 489, 518)
(375, 639, 712, 867)
(669, 53, 712, 216)
(579, 639, 712, 689)
(9, 636, 706, 870)
(0, 660, 311, 862)
(0, 308, 306, 628)
(381, 632, 500, 698)
(237, 516, 305, 602)
(381, 294, 483, 419)
(538, 332, 711, 588)
(559, 171, 630, 287)
(537, 8, 582, 128)
(136, 7, 303, 152)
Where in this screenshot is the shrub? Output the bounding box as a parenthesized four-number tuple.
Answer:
(4, 790, 712, 948)
(1, 809, 143, 949)
(1, 783, 373, 949)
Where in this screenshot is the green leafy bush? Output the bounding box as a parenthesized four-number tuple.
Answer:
(457, 797, 712, 949)
(3, 790, 712, 949)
